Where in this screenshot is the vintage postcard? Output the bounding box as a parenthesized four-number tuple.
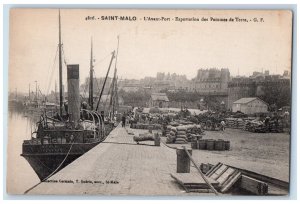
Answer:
(7, 8, 292, 196)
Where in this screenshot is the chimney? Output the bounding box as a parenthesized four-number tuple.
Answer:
(67, 64, 80, 127)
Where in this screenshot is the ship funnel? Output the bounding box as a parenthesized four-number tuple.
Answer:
(67, 64, 80, 127)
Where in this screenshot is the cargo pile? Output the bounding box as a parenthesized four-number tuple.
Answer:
(192, 139, 230, 151)
(166, 124, 205, 144)
(243, 120, 264, 132)
(186, 125, 205, 142)
(166, 126, 188, 144)
(269, 120, 284, 133)
(244, 120, 283, 133)
(225, 118, 245, 129)
(130, 123, 161, 130)
(175, 126, 188, 144)
(166, 127, 178, 143)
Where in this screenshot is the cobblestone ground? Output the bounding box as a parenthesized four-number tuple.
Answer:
(29, 125, 213, 196)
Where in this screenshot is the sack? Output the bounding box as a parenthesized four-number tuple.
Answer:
(175, 138, 187, 142)
(174, 140, 187, 144)
(177, 135, 187, 139)
(171, 127, 177, 131)
(177, 126, 187, 131)
(133, 134, 154, 142)
(177, 130, 186, 135)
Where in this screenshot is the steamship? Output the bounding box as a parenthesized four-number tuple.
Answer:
(21, 11, 118, 181)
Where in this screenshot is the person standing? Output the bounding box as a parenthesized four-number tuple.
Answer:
(220, 120, 226, 131)
(122, 113, 126, 128)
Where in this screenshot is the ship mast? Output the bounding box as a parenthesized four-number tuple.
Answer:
(89, 37, 94, 110)
(110, 68, 117, 120)
(35, 80, 38, 102)
(29, 83, 30, 101)
(110, 36, 120, 120)
(95, 51, 115, 112)
(58, 10, 63, 116)
(55, 80, 58, 104)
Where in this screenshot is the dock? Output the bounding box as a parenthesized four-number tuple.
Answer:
(26, 124, 289, 196)
(27, 125, 210, 195)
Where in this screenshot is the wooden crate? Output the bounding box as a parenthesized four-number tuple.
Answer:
(171, 172, 219, 193)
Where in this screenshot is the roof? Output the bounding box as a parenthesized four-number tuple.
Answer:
(233, 97, 268, 105)
(151, 93, 169, 102)
(150, 93, 169, 102)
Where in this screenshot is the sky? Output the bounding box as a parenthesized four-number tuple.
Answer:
(9, 9, 292, 94)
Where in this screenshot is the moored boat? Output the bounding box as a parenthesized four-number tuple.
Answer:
(21, 10, 117, 181)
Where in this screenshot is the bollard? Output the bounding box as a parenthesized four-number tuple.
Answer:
(176, 147, 192, 173)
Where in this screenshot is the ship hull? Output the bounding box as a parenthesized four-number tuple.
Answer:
(21, 142, 100, 181)
(22, 153, 81, 181)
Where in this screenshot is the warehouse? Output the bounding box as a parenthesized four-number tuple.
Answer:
(232, 97, 268, 114)
(149, 93, 169, 108)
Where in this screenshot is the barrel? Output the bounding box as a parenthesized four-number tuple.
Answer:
(206, 139, 215, 150)
(224, 140, 230, 150)
(215, 139, 225, 151)
(198, 139, 207, 150)
(176, 147, 192, 173)
(191, 141, 198, 149)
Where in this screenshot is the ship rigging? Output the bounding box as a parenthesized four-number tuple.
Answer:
(21, 10, 119, 182)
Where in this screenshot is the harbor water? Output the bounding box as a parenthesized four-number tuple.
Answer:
(6, 107, 41, 194)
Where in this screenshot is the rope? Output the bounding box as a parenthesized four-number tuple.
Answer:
(46, 46, 59, 95)
(93, 50, 114, 69)
(24, 141, 75, 194)
(62, 45, 68, 66)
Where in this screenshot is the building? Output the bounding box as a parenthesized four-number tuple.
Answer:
(118, 79, 141, 92)
(228, 71, 291, 109)
(227, 77, 256, 109)
(191, 68, 230, 93)
(232, 97, 268, 114)
(149, 93, 169, 108)
(140, 72, 190, 93)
